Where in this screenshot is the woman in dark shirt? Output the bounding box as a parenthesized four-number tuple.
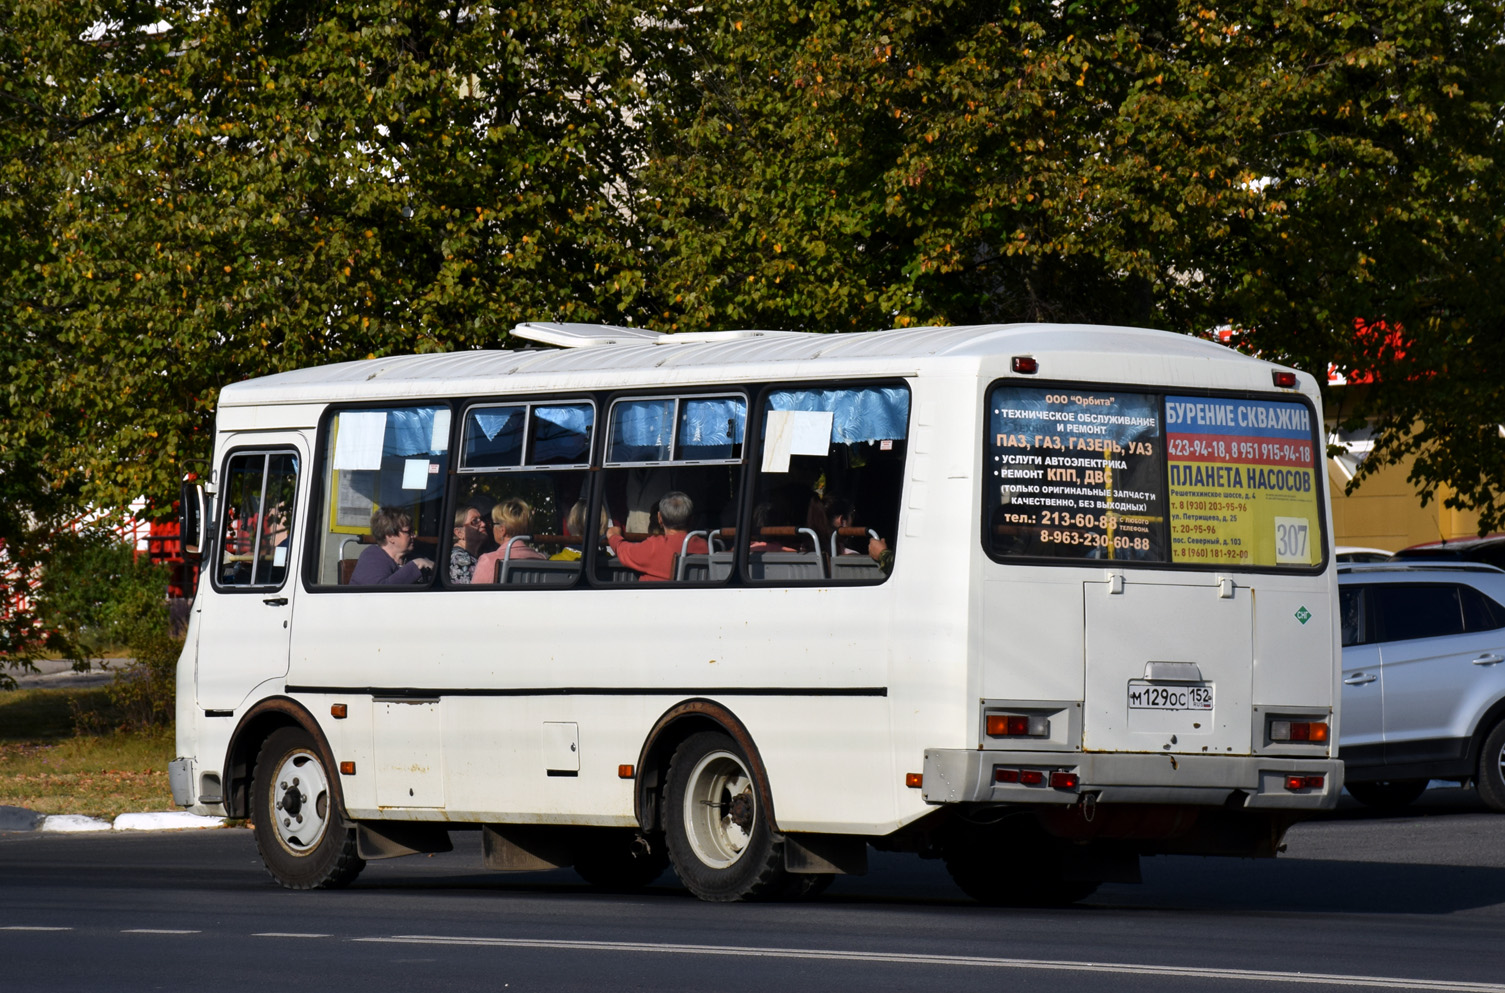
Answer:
(350, 507, 434, 585)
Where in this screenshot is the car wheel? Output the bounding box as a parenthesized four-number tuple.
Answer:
(251, 727, 364, 889)
(664, 731, 788, 901)
(1345, 778, 1428, 810)
(1476, 719, 1505, 812)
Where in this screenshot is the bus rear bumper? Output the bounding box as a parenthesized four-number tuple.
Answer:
(921, 748, 1342, 811)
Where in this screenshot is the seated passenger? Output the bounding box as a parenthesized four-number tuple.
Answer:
(472, 497, 547, 583)
(551, 500, 608, 562)
(448, 505, 489, 583)
(822, 495, 892, 571)
(747, 501, 800, 552)
(605, 490, 708, 582)
(350, 507, 434, 585)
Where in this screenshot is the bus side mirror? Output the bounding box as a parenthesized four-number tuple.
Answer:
(180, 474, 206, 561)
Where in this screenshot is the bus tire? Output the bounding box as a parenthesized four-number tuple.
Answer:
(251, 727, 364, 890)
(664, 731, 787, 902)
(942, 819, 1099, 907)
(1345, 778, 1428, 810)
(573, 831, 670, 890)
(1476, 720, 1505, 812)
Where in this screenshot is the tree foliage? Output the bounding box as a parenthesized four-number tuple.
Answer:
(3, 0, 1505, 539)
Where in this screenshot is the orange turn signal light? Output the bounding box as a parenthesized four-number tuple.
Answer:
(339, 761, 356, 775)
(331, 704, 348, 719)
(618, 764, 635, 779)
(905, 773, 923, 789)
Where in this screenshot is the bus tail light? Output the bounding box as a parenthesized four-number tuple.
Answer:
(1285, 775, 1324, 791)
(1272, 369, 1298, 388)
(986, 714, 1050, 738)
(1012, 355, 1039, 374)
(1270, 719, 1329, 743)
(994, 768, 1078, 790)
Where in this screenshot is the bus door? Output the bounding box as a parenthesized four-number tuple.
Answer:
(1082, 576, 1254, 756)
(196, 437, 306, 712)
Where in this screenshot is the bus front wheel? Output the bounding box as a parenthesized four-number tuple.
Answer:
(664, 731, 788, 901)
(251, 727, 365, 890)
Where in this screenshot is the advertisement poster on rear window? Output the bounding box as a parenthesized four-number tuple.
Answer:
(1164, 396, 1320, 567)
(986, 387, 1166, 561)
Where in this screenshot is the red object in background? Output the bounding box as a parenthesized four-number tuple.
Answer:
(147, 517, 199, 600)
(1329, 318, 1414, 386)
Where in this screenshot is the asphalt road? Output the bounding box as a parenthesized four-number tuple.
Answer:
(1, 788, 1501, 993)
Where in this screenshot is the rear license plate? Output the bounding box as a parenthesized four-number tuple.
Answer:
(1127, 681, 1213, 711)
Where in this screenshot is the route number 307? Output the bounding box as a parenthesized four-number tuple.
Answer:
(1274, 517, 1310, 564)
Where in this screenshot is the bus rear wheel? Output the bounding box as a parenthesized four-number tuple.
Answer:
(251, 727, 364, 890)
(664, 731, 788, 902)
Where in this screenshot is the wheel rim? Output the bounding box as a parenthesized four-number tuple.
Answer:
(682, 749, 756, 869)
(268, 749, 331, 855)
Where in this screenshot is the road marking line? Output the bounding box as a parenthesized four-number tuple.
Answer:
(254, 932, 330, 939)
(1, 927, 71, 932)
(123, 929, 200, 934)
(353, 936, 1505, 992)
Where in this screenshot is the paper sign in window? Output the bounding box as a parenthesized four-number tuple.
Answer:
(401, 458, 431, 490)
(333, 412, 386, 470)
(762, 410, 833, 473)
(429, 408, 452, 453)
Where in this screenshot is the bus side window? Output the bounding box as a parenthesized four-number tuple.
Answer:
(312, 405, 451, 587)
(596, 394, 746, 585)
(749, 384, 909, 583)
(457, 401, 593, 587)
(215, 451, 299, 590)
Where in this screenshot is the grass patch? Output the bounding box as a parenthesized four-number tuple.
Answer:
(0, 687, 176, 820)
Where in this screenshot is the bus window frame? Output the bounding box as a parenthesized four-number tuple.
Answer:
(583, 388, 752, 589)
(303, 400, 457, 593)
(458, 398, 597, 473)
(602, 392, 748, 468)
(735, 377, 913, 589)
(979, 378, 1330, 576)
(210, 445, 301, 595)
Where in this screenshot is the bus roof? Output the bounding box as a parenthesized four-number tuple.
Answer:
(216, 322, 1284, 408)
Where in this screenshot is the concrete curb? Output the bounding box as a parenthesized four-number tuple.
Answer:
(0, 807, 228, 833)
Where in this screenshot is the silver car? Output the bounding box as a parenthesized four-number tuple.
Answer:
(1338, 562, 1505, 810)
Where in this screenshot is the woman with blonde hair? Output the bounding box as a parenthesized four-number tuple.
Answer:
(471, 497, 546, 583)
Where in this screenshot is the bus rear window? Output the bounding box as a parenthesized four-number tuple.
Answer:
(985, 385, 1323, 570)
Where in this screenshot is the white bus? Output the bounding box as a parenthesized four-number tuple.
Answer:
(171, 321, 1342, 904)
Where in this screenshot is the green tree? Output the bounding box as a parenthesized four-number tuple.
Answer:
(1, 0, 668, 523)
(3, 0, 1505, 541)
(639, 0, 1505, 526)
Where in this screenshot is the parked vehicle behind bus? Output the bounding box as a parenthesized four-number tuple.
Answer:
(171, 321, 1341, 904)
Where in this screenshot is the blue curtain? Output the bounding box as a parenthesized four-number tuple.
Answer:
(465, 406, 524, 467)
(765, 387, 910, 443)
(609, 398, 675, 462)
(678, 397, 746, 459)
(531, 403, 594, 464)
